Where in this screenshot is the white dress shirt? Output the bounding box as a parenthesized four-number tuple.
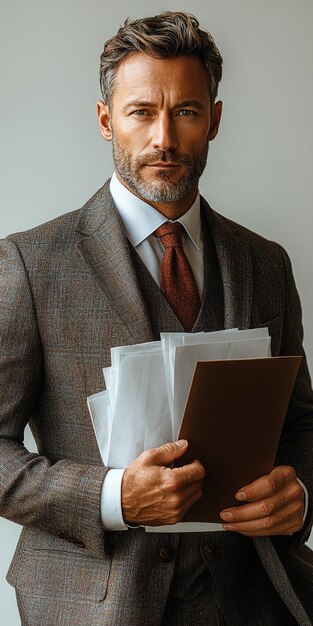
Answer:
(100, 172, 308, 531)
(110, 171, 204, 296)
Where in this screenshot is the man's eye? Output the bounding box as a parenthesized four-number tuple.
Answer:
(133, 110, 147, 116)
(178, 109, 195, 116)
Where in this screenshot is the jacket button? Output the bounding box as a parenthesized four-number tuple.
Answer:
(159, 547, 175, 563)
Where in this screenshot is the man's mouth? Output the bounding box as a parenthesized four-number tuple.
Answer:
(147, 162, 180, 168)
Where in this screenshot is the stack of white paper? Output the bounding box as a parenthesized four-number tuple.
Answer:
(87, 327, 271, 532)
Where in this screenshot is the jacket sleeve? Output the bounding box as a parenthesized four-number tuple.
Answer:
(0, 238, 109, 558)
(274, 245, 313, 547)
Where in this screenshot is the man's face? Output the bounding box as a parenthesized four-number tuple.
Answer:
(98, 53, 222, 214)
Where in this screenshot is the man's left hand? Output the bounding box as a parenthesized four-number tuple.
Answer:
(220, 466, 305, 536)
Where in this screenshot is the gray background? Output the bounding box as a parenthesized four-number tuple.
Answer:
(1, 0, 312, 623)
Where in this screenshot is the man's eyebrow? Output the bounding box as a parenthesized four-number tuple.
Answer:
(122, 100, 155, 111)
(122, 99, 205, 111)
(175, 100, 204, 109)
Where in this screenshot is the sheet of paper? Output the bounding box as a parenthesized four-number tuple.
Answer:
(228, 336, 271, 358)
(87, 390, 111, 465)
(145, 522, 225, 533)
(109, 341, 162, 409)
(162, 330, 232, 408)
(107, 349, 172, 468)
(160, 332, 203, 406)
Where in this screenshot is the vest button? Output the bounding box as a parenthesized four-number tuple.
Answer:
(159, 547, 175, 563)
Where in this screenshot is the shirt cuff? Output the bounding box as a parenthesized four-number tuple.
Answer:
(100, 469, 128, 530)
(297, 477, 309, 522)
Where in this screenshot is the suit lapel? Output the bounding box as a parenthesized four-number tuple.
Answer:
(75, 184, 253, 340)
(76, 181, 154, 344)
(201, 197, 253, 330)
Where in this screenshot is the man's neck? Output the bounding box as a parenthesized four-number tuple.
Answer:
(115, 173, 198, 220)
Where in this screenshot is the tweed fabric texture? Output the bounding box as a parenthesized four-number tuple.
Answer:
(160, 532, 298, 626)
(1, 180, 313, 625)
(154, 222, 201, 331)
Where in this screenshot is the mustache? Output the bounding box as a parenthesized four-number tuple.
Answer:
(137, 150, 192, 166)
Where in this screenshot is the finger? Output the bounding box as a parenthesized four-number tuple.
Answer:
(220, 493, 288, 523)
(147, 439, 188, 466)
(171, 481, 204, 523)
(221, 502, 303, 536)
(177, 480, 204, 511)
(235, 466, 295, 503)
(221, 509, 301, 536)
(222, 525, 295, 537)
(171, 459, 206, 484)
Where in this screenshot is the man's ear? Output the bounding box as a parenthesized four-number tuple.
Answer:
(97, 100, 112, 141)
(209, 100, 223, 141)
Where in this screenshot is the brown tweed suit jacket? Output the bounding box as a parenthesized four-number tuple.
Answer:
(1, 181, 313, 625)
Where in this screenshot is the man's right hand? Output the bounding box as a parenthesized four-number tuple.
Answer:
(121, 439, 205, 526)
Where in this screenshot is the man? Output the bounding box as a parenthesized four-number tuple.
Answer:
(0, 11, 313, 626)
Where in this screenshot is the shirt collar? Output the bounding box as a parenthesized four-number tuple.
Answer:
(110, 172, 201, 250)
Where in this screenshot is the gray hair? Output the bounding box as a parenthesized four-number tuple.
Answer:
(100, 11, 223, 107)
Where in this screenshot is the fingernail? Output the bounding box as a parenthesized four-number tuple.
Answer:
(176, 439, 187, 447)
(221, 512, 233, 521)
(236, 491, 247, 501)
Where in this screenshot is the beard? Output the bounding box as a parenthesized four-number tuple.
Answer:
(111, 134, 209, 203)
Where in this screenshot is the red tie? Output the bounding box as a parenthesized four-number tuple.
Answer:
(154, 222, 201, 332)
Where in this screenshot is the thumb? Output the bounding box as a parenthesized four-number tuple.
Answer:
(150, 440, 188, 466)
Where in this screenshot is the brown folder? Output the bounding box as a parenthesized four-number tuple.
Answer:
(175, 356, 301, 522)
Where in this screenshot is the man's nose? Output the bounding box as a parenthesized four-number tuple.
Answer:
(152, 115, 178, 152)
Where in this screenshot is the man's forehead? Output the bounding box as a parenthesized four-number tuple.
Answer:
(113, 52, 210, 102)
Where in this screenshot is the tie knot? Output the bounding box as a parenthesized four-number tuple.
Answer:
(154, 222, 184, 249)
